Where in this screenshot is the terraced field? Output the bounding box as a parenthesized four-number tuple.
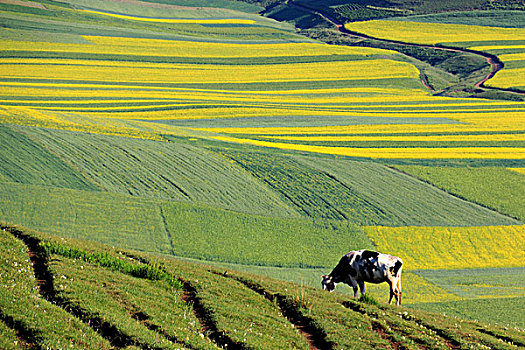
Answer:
(1, 0, 524, 346)
(345, 13, 525, 91)
(2, 225, 524, 349)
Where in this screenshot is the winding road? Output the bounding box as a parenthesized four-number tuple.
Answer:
(289, 1, 509, 92)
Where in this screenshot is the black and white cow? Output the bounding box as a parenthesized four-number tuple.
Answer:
(321, 250, 403, 306)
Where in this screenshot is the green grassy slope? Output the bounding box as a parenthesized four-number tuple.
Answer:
(396, 166, 525, 221)
(0, 0, 524, 341)
(0, 125, 296, 217)
(2, 225, 524, 350)
(219, 149, 519, 226)
(0, 180, 376, 267)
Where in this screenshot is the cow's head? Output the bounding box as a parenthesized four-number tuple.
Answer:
(321, 275, 336, 292)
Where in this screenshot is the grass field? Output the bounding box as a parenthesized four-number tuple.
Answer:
(2, 225, 524, 349)
(1, 0, 525, 345)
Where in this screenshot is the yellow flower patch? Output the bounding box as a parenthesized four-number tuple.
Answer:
(363, 225, 525, 270)
(345, 20, 525, 45)
(0, 59, 419, 84)
(81, 9, 257, 24)
(264, 134, 525, 142)
(211, 136, 525, 159)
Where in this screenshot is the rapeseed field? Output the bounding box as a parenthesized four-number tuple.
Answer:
(346, 20, 525, 44)
(345, 18, 525, 91)
(364, 225, 525, 270)
(81, 9, 258, 24)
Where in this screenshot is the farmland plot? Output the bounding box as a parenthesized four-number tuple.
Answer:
(345, 16, 525, 91)
(1, 0, 525, 332)
(219, 150, 517, 226)
(0, 125, 296, 216)
(395, 166, 525, 221)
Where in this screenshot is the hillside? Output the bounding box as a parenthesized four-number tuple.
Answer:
(0, 0, 524, 347)
(2, 224, 524, 350)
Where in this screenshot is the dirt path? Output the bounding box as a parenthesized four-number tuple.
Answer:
(290, 1, 511, 93)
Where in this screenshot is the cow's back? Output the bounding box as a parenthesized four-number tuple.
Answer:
(348, 250, 402, 283)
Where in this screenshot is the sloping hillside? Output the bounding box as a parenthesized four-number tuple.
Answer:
(0, 0, 524, 341)
(2, 224, 524, 350)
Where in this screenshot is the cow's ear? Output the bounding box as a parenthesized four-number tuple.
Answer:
(321, 275, 327, 278)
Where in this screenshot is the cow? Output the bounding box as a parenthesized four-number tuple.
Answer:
(321, 250, 403, 306)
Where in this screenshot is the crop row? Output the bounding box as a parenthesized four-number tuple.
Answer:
(0, 59, 418, 84)
(81, 9, 258, 24)
(1, 33, 389, 57)
(213, 135, 525, 160)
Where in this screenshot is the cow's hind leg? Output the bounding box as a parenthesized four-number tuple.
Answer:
(395, 277, 402, 307)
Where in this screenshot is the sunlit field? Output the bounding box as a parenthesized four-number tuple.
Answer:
(346, 18, 525, 91)
(1, 1, 525, 342)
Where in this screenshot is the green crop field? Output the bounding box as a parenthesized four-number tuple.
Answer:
(2, 225, 525, 349)
(1, 0, 524, 347)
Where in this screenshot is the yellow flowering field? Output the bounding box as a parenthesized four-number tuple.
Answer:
(364, 225, 525, 270)
(2, 36, 393, 58)
(345, 20, 525, 45)
(1, 28, 523, 160)
(211, 136, 525, 159)
(198, 107, 525, 134)
(485, 68, 525, 89)
(0, 106, 164, 140)
(508, 168, 525, 175)
(0, 59, 418, 84)
(81, 9, 257, 24)
(497, 52, 525, 63)
(263, 134, 525, 142)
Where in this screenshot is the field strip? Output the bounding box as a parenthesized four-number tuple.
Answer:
(345, 20, 525, 45)
(2, 35, 393, 57)
(0, 60, 419, 84)
(197, 122, 525, 135)
(469, 45, 525, 51)
(508, 168, 525, 175)
(262, 134, 525, 142)
(81, 9, 257, 24)
(0, 0, 45, 9)
(211, 136, 525, 159)
(0, 82, 422, 95)
(498, 53, 525, 62)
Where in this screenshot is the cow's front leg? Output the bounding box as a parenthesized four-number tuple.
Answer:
(358, 281, 366, 297)
(349, 279, 359, 298)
